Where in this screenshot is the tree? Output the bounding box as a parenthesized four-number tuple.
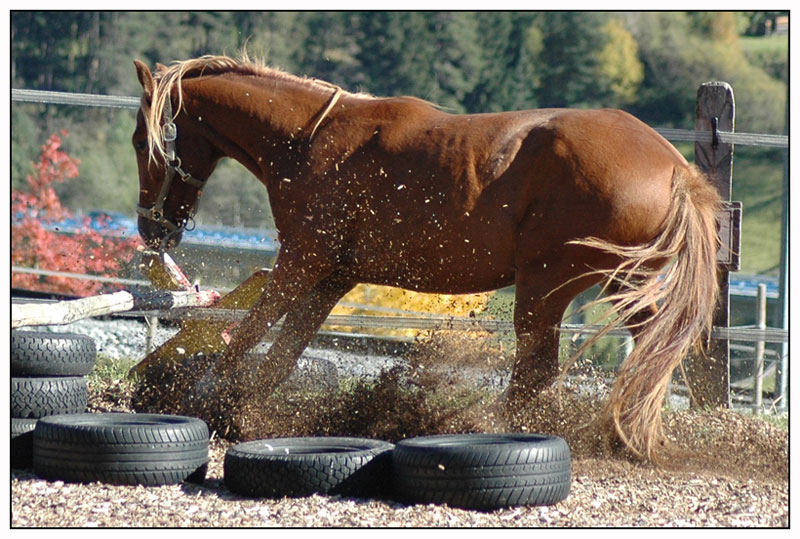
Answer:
(420, 12, 485, 112)
(11, 132, 140, 296)
(354, 12, 434, 98)
(464, 12, 540, 112)
(594, 17, 645, 107)
(627, 11, 786, 133)
(10, 10, 789, 230)
(537, 12, 612, 108)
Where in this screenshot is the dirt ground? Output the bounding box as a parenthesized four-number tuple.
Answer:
(11, 333, 790, 527)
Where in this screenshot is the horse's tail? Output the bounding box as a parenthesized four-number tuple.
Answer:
(566, 164, 721, 461)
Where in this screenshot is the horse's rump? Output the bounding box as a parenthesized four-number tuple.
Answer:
(565, 163, 720, 460)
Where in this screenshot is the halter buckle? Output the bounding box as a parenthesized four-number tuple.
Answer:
(164, 122, 177, 142)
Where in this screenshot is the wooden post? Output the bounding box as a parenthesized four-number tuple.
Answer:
(753, 284, 767, 414)
(684, 81, 734, 408)
(145, 315, 159, 355)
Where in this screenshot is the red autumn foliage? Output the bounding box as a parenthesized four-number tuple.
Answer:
(11, 131, 141, 296)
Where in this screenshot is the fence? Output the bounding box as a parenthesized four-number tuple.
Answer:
(11, 86, 789, 412)
(11, 88, 789, 148)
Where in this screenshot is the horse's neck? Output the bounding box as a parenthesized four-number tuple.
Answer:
(189, 74, 332, 180)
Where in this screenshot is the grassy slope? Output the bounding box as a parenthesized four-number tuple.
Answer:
(731, 148, 786, 275)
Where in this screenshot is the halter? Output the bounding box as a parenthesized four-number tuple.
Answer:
(136, 97, 208, 246)
(137, 84, 341, 246)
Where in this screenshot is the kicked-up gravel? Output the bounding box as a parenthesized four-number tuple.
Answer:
(10, 318, 789, 527)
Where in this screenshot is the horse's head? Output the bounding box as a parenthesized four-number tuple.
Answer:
(132, 60, 220, 250)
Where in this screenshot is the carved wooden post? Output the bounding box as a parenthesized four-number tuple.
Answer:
(684, 81, 735, 408)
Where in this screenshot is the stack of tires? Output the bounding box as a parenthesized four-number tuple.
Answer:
(11, 330, 210, 486)
(11, 330, 96, 468)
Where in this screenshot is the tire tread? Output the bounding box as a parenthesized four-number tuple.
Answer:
(392, 434, 571, 510)
(11, 331, 96, 376)
(32, 413, 209, 486)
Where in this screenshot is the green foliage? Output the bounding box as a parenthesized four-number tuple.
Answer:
(741, 34, 788, 83)
(11, 105, 41, 191)
(732, 147, 786, 275)
(198, 160, 274, 228)
(54, 109, 139, 212)
(625, 11, 786, 134)
(11, 11, 786, 279)
(464, 12, 540, 112)
(537, 12, 613, 108)
(89, 354, 139, 387)
(353, 12, 487, 112)
(594, 18, 644, 106)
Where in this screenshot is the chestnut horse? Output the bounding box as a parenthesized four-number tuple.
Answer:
(132, 55, 720, 460)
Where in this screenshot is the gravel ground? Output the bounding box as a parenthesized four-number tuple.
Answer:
(10, 318, 790, 528)
(11, 442, 789, 527)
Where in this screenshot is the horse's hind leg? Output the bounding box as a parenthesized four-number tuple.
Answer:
(506, 277, 572, 404)
(506, 259, 601, 405)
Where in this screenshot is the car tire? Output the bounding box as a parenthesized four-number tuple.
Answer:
(33, 413, 209, 486)
(12, 418, 38, 468)
(12, 331, 96, 377)
(392, 433, 571, 510)
(11, 376, 88, 418)
(224, 437, 394, 498)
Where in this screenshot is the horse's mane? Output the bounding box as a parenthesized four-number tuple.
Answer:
(143, 53, 369, 161)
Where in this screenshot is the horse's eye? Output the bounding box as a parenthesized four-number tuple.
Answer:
(134, 140, 147, 152)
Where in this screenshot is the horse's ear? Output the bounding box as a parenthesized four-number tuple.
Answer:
(134, 59, 155, 101)
(155, 62, 168, 74)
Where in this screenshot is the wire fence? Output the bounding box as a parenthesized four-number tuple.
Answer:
(10, 291, 789, 344)
(12, 87, 789, 411)
(12, 88, 790, 148)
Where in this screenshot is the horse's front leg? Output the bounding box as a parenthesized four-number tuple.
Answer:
(234, 273, 354, 401)
(193, 268, 353, 435)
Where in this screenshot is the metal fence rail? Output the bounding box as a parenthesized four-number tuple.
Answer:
(12, 88, 140, 110)
(12, 88, 790, 148)
(12, 295, 788, 344)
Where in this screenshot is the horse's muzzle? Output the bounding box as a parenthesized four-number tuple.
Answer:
(138, 216, 183, 250)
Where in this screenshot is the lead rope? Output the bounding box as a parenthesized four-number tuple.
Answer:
(308, 86, 343, 141)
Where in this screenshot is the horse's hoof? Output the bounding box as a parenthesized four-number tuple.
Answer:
(178, 373, 239, 435)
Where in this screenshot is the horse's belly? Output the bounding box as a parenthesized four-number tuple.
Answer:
(351, 232, 516, 294)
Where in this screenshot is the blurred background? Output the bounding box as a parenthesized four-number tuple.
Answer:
(10, 11, 789, 400)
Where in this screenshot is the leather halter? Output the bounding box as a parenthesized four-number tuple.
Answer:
(136, 85, 341, 246)
(136, 97, 207, 244)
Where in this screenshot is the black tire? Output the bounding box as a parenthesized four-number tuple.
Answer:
(33, 413, 209, 486)
(12, 418, 38, 468)
(11, 377, 88, 418)
(12, 331, 96, 377)
(224, 437, 394, 498)
(392, 433, 571, 510)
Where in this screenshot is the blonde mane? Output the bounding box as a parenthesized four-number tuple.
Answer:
(142, 54, 365, 161)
